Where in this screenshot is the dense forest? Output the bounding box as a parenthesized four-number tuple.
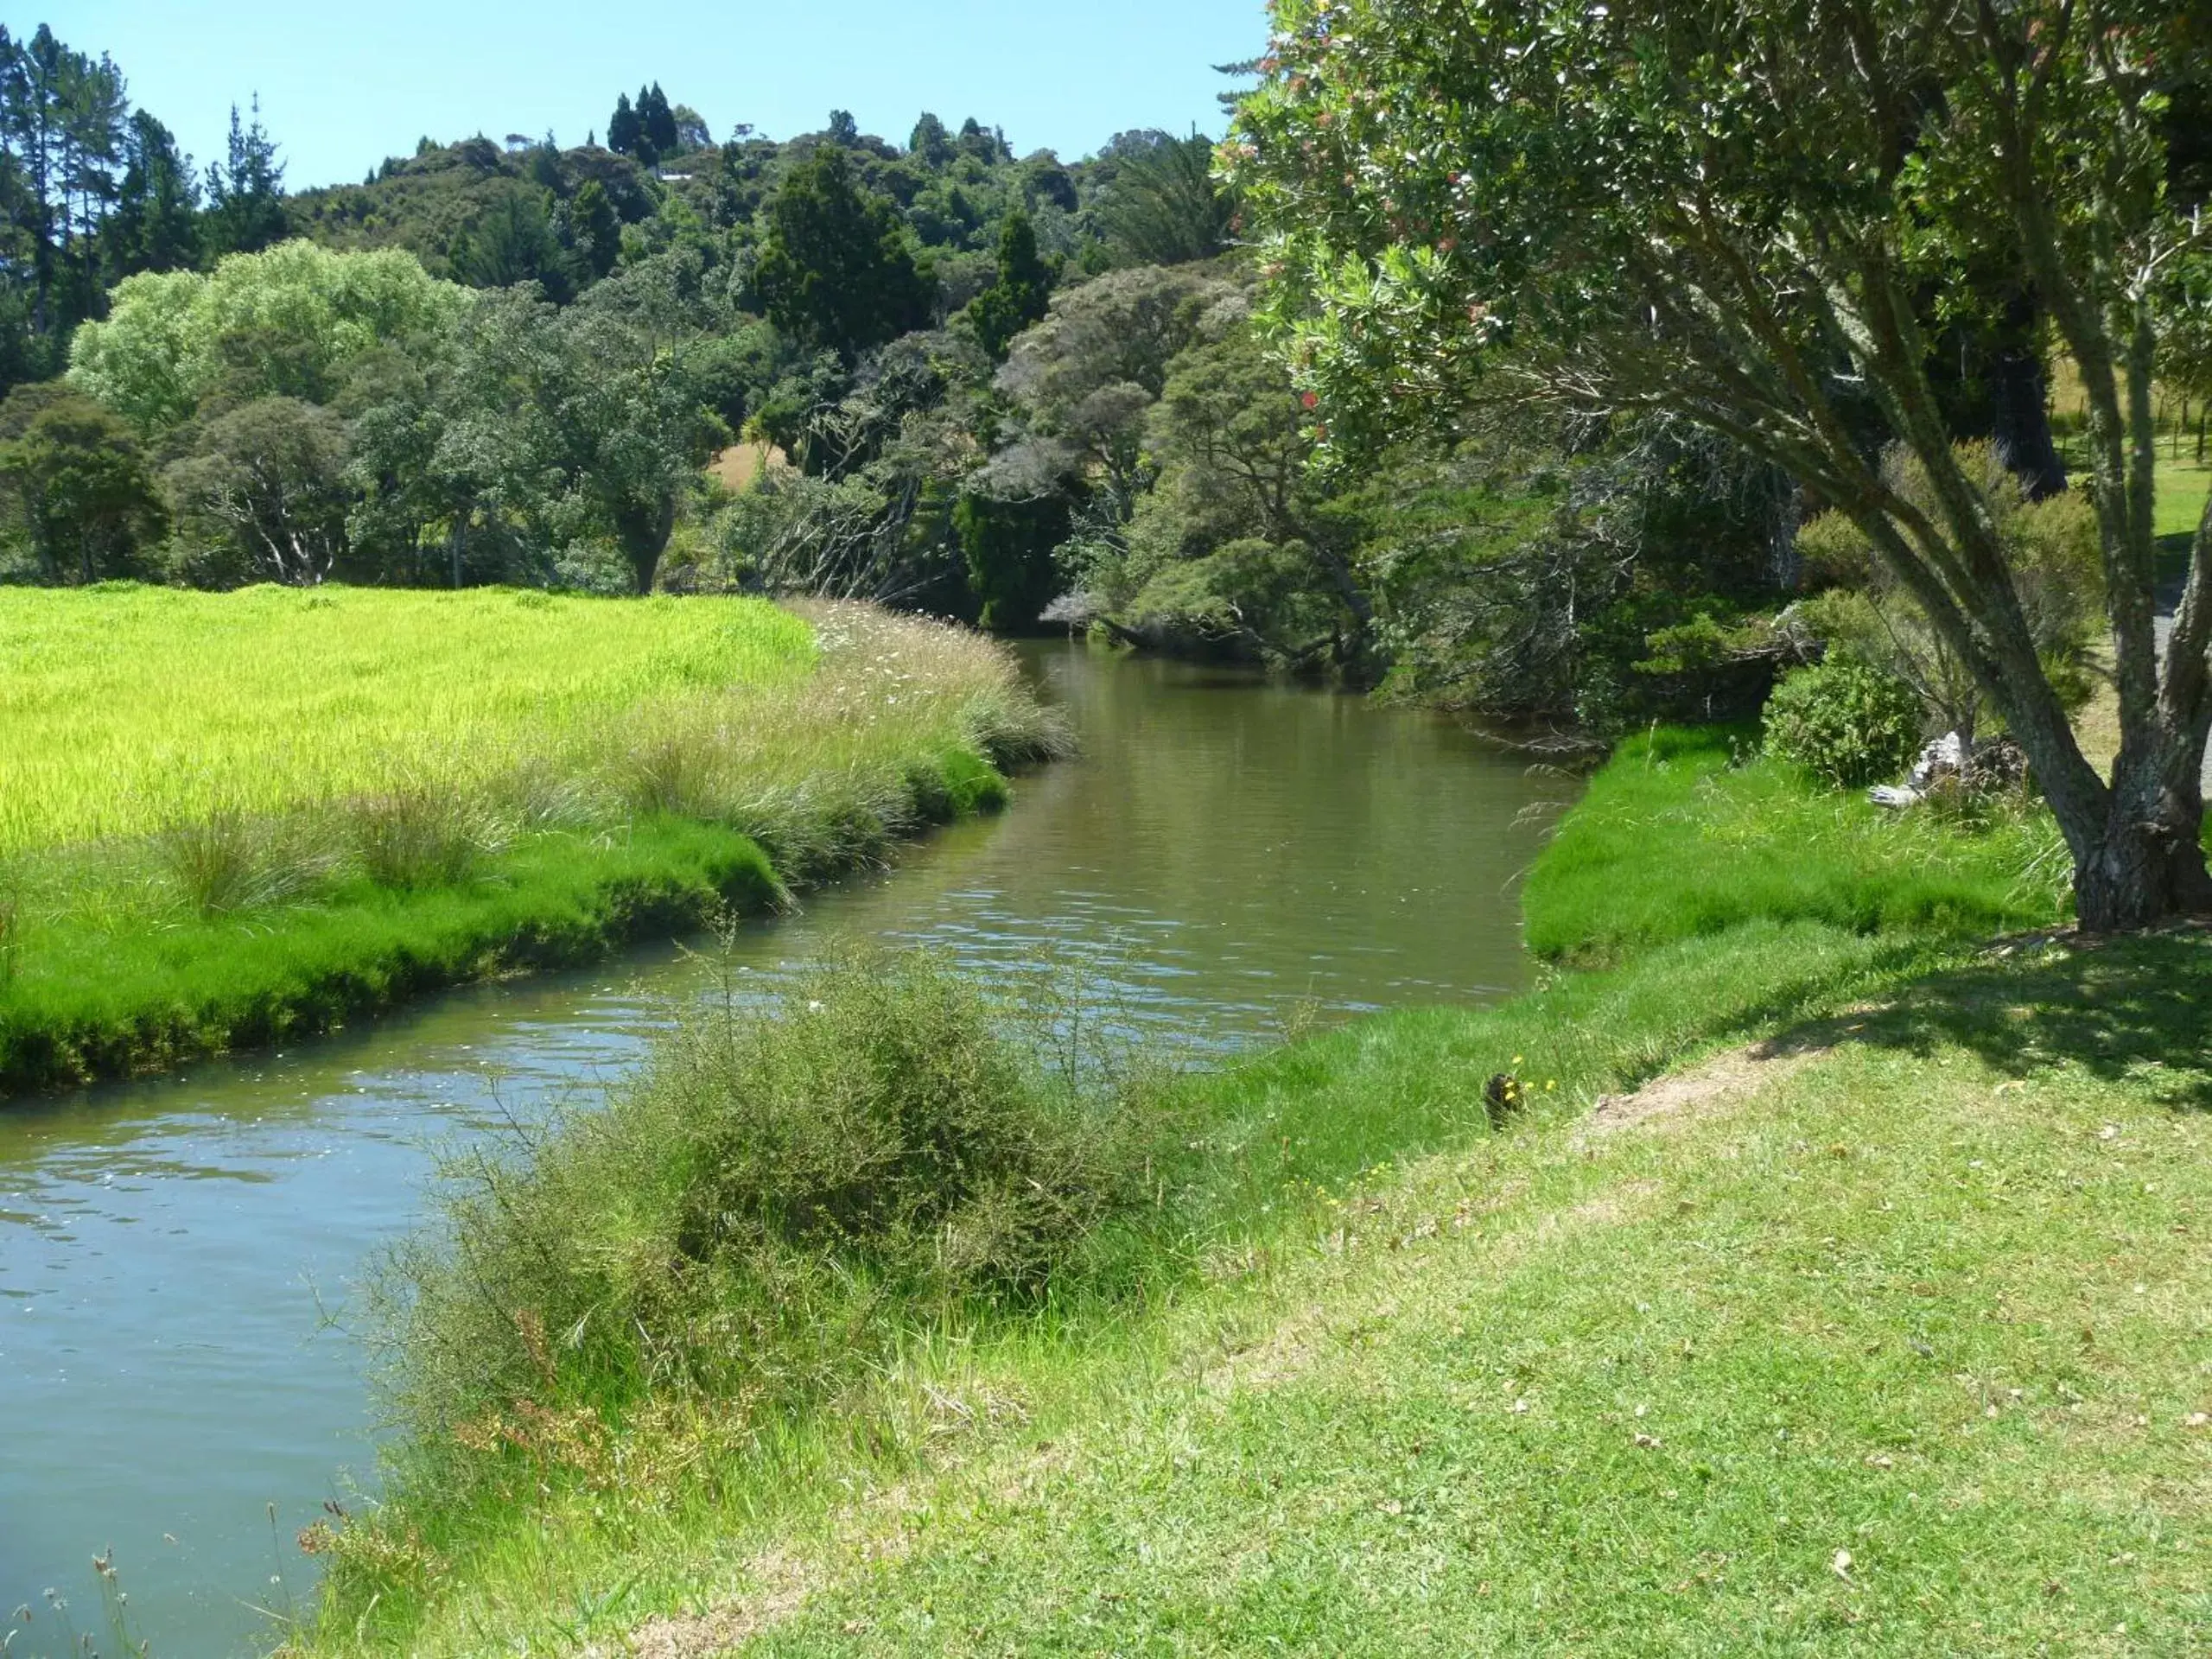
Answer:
(0, 16, 2147, 748)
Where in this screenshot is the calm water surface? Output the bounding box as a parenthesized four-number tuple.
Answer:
(0, 643, 1557, 1656)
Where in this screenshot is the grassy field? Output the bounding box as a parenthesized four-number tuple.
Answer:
(0, 589, 1061, 1092)
(289, 732, 2209, 1656)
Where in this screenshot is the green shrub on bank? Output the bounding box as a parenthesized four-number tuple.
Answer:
(369, 945, 1171, 1514)
(1525, 725, 2068, 963)
(1762, 657, 1923, 787)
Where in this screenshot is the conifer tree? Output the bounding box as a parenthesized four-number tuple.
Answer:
(606, 92, 640, 159)
(641, 83, 677, 159)
(967, 209, 1052, 360)
(752, 144, 932, 361)
(108, 110, 198, 276)
(204, 98, 286, 256)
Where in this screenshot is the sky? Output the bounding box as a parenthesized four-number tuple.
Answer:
(10, 1, 1272, 190)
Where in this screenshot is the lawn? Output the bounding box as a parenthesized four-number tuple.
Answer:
(292, 734, 2209, 1657)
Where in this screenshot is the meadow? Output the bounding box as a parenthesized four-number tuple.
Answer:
(0, 588, 1062, 1091)
(291, 731, 2210, 1656)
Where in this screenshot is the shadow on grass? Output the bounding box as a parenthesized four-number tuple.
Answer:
(1776, 925, 2212, 1109)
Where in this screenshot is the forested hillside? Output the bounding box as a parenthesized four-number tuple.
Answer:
(0, 14, 2156, 745)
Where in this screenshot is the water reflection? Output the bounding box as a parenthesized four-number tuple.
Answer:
(0, 642, 1556, 1656)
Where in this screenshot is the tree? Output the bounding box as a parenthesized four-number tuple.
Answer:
(965, 209, 1052, 360)
(640, 84, 678, 161)
(567, 178, 620, 281)
(956, 490, 1065, 630)
(70, 239, 471, 431)
(204, 99, 286, 256)
(0, 385, 162, 582)
(752, 145, 933, 362)
(1233, 0, 2212, 930)
(607, 93, 641, 161)
(989, 263, 1242, 510)
(0, 24, 129, 342)
(909, 112, 953, 168)
(450, 184, 568, 296)
(165, 396, 351, 585)
(108, 110, 199, 277)
(1094, 130, 1234, 267)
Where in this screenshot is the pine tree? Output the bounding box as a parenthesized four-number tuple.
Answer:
(568, 177, 619, 280)
(752, 145, 933, 362)
(607, 93, 640, 160)
(205, 98, 286, 256)
(966, 209, 1052, 360)
(107, 109, 198, 276)
(642, 83, 677, 159)
(1, 26, 128, 337)
(908, 111, 952, 168)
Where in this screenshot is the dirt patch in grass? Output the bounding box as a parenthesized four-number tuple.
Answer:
(627, 1548, 816, 1659)
(1578, 1039, 1830, 1141)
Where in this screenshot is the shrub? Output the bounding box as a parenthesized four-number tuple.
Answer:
(372, 944, 1163, 1491)
(1763, 658, 1923, 788)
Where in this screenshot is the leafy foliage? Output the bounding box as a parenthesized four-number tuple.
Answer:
(753, 146, 934, 362)
(1229, 0, 2212, 924)
(1764, 659, 1927, 790)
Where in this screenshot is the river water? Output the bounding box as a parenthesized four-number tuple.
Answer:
(0, 643, 1555, 1657)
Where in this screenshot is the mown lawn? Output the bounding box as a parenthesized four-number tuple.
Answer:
(751, 931, 2211, 1656)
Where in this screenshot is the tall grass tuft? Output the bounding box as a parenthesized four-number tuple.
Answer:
(156, 804, 336, 916)
(0, 867, 19, 986)
(369, 944, 1167, 1509)
(347, 784, 511, 890)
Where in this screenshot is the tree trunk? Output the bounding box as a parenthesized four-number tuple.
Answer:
(1984, 296, 2068, 500)
(615, 493, 677, 594)
(2073, 813, 2212, 931)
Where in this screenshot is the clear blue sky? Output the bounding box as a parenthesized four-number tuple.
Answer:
(10, 1, 1271, 190)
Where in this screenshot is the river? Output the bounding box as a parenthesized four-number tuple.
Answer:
(0, 642, 1557, 1657)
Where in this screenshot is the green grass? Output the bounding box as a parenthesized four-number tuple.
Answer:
(747, 930, 2212, 1656)
(289, 734, 2212, 1657)
(1522, 725, 2071, 964)
(0, 593, 1061, 1092)
(0, 585, 814, 854)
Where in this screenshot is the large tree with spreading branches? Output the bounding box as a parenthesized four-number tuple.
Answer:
(1231, 0, 2212, 930)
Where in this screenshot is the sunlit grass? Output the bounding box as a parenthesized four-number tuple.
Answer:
(0, 591, 1064, 1090)
(1522, 726, 2072, 963)
(0, 585, 817, 854)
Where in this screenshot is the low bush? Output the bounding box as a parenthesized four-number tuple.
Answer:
(370, 944, 1166, 1509)
(1763, 657, 1923, 787)
(156, 802, 337, 915)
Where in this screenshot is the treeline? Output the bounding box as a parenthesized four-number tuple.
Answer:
(0, 16, 2101, 744)
(0, 25, 287, 386)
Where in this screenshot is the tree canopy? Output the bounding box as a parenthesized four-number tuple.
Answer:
(752, 145, 933, 362)
(1232, 0, 2212, 929)
(69, 239, 471, 430)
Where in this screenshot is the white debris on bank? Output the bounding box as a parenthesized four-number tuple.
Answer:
(1869, 731, 2028, 809)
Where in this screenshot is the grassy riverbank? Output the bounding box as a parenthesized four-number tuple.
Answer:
(0, 590, 1060, 1094)
(292, 730, 2210, 1655)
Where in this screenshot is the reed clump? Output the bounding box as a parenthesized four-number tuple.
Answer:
(156, 802, 340, 916)
(347, 784, 512, 890)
